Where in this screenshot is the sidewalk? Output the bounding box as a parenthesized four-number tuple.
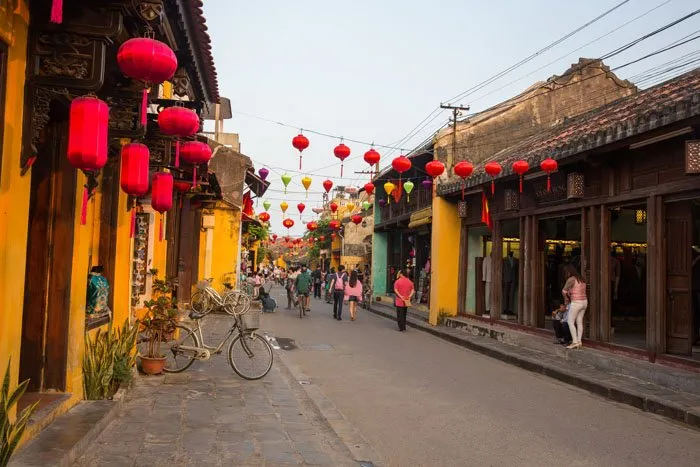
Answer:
(368, 301, 700, 430)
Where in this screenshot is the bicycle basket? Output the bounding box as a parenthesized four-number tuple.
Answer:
(241, 308, 261, 331)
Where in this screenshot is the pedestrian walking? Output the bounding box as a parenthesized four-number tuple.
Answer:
(285, 267, 299, 309)
(344, 270, 363, 321)
(330, 265, 348, 320)
(393, 269, 414, 332)
(562, 264, 587, 349)
(324, 267, 335, 303)
(312, 265, 322, 299)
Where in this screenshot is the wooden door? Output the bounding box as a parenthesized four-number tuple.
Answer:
(665, 201, 693, 355)
(20, 120, 75, 392)
(177, 198, 200, 303)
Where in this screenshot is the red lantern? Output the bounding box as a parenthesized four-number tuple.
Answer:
(297, 203, 306, 219)
(259, 212, 271, 222)
(512, 160, 530, 193)
(329, 202, 338, 214)
(329, 220, 341, 231)
(331, 232, 337, 240)
(323, 179, 333, 193)
(120, 143, 150, 237)
(272, 234, 278, 240)
(283, 218, 295, 231)
(117, 37, 177, 127)
(391, 155, 412, 185)
(453, 161, 474, 200)
(151, 172, 173, 242)
(485, 162, 502, 195)
(540, 158, 558, 192)
(68, 96, 109, 225)
(364, 182, 375, 196)
(334, 142, 351, 177)
(292, 133, 310, 170)
(351, 214, 363, 230)
(425, 160, 445, 178)
(173, 179, 192, 209)
(307, 221, 318, 231)
(319, 235, 325, 241)
(364, 148, 381, 177)
(158, 106, 200, 167)
(181, 141, 213, 188)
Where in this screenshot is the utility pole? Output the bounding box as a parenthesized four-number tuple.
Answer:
(440, 103, 470, 164)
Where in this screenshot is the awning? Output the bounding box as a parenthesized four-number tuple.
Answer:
(208, 143, 252, 207)
(408, 207, 432, 229)
(245, 169, 270, 198)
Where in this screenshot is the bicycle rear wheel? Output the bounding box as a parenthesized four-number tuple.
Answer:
(163, 324, 200, 373)
(190, 290, 211, 314)
(227, 333, 273, 380)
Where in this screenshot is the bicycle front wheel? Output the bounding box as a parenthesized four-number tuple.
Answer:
(164, 324, 200, 373)
(227, 333, 273, 380)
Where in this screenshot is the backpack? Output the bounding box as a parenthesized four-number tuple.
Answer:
(334, 273, 347, 291)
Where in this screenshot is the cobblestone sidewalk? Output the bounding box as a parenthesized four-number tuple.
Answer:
(75, 315, 357, 467)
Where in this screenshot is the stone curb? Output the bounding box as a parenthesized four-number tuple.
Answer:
(366, 303, 700, 431)
(274, 346, 385, 466)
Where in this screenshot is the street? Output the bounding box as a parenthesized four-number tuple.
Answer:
(262, 287, 700, 467)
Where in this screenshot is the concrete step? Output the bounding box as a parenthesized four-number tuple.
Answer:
(367, 305, 700, 430)
(444, 316, 700, 397)
(9, 399, 121, 467)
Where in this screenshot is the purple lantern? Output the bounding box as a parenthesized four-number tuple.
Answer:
(258, 167, 269, 181)
(378, 199, 387, 207)
(422, 178, 433, 190)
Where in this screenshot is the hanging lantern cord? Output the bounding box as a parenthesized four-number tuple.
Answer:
(159, 213, 164, 242)
(129, 198, 137, 238)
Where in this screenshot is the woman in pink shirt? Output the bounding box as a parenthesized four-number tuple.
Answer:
(394, 269, 415, 332)
(562, 264, 587, 349)
(344, 270, 363, 321)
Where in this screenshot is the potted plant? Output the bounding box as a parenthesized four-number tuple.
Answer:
(139, 274, 178, 375)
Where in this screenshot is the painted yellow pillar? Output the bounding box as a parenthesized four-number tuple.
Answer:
(429, 196, 460, 325)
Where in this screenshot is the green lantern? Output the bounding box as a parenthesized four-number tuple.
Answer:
(263, 200, 271, 211)
(362, 201, 371, 211)
(403, 180, 414, 202)
(281, 173, 292, 194)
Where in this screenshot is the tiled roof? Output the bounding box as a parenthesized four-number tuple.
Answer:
(178, 0, 219, 103)
(437, 68, 700, 196)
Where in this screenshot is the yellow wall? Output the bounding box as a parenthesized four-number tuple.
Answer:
(429, 197, 460, 325)
(112, 177, 133, 326)
(0, 0, 30, 393)
(197, 205, 241, 291)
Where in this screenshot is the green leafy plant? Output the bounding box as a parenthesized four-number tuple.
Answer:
(83, 320, 139, 400)
(0, 358, 38, 466)
(142, 276, 178, 358)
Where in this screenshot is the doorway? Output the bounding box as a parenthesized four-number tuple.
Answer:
(20, 113, 75, 393)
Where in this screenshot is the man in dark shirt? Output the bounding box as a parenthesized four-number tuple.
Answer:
(312, 266, 322, 299)
(295, 265, 313, 312)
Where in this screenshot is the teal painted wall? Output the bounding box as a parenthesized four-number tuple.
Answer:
(372, 232, 388, 295)
(466, 226, 489, 314)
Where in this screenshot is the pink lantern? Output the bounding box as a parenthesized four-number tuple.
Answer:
(151, 172, 173, 241)
(180, 141, 213, 188)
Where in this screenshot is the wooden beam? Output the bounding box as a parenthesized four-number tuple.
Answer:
(457, 218, 469, 315)
(588, 206, 601, 340)
(646, 195, 665, 361)
(491, 219, 503, 321)
(518, 216, 525, 325)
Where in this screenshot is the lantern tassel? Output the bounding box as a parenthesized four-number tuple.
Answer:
(491, 179, 495, 196)
(159, 215, 163, 242)
(519, 176, 523, 193)
(175, 140, 180, 168)
(299, 154, 302, 171)
(340, 163, 343, 178)
(140, 88, 148, 127)
(80, 186, 88, 226)
(130, 208, 136, 238)
(547, 175, 551, 192)
(50, 0, 63, 23)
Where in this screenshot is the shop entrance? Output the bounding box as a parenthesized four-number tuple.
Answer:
(540, 214, 581, 329)
(608, 206, 647, 350)
(20, 114, 74, 393)
(484, 220, 521, 319)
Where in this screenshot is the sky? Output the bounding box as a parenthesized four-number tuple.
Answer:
(201, 0, 700, 236)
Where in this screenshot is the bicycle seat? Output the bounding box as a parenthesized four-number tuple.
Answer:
(189, 310, 206, 320)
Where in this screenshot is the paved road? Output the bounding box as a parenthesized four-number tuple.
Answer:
(75, 317, 356, 467)
(264, 287, 700, 467)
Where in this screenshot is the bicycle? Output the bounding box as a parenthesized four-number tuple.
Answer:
(297, 291, 307, 319)
(190, 279, 251, 316)
(162, 307, 273, 380)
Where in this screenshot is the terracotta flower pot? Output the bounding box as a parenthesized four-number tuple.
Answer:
(139, 355, 166, 375)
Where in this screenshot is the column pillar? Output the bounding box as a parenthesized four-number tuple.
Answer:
(491, 219, 503, 321)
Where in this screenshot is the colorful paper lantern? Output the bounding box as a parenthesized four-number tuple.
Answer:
(281, 173, 292, 194)
(292, 133, 310, 170)
(259, 212, 271, 222)
(384, 181, 396, 204)
(151, 172, 173, 242)
(364, 148, 381, 177)
(392, 155, 412, 187)
(454, 161, 474, 200)
(307, 221, 318, 231)
(173, 179, 192, 209)
(403, 180, 414, 202)
(485, 162, 502, 195)
(301, 176, 312, 198)
(329, 220, 341, 231)
(263, 200, 271, 211)
(120, 142, 150, 237)
(280, 201, 288, 214)
(157, 106, 199, 167)
(282, 218, 294, 231)
(180, 141, 212, 188)
(329, 202, 338, 214)
(425, 160, 445, 178)
(258, 167, 269, 181)
(351, 214, 363, 230)
(297, 202, 305, 219)
(422, 178, 433, 190)
(331, 232, 337, 240)
(68, 96, 109, 225)
(362, 201, 371, 211)
(540, 158, 558, 192)
(346, 202, 356, 213)
(117, 37, 177, 127)
(334, 142, 351, 177)
(378, 199, 387, 207)
(364, 182, 375, 196)
(512, 160, 530, 193)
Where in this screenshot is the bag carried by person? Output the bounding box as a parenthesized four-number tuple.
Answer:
(334, 273, 347, 291)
